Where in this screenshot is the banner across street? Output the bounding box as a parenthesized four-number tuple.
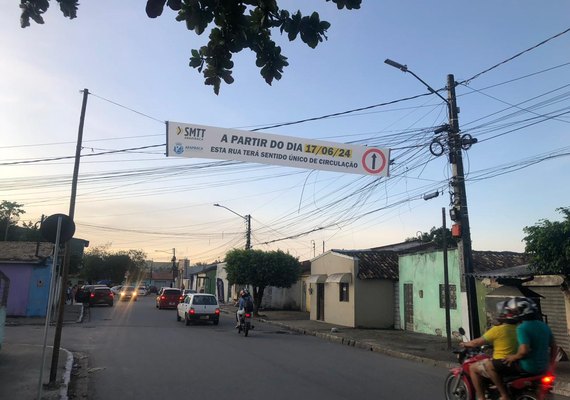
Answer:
(166, 121, 390, 177)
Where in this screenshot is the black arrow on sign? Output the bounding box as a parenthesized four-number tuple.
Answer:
(371, 153, 377, 170)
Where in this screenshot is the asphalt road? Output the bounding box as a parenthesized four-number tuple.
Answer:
(59, 296, 449, 399)
(5, 296, 570, 400)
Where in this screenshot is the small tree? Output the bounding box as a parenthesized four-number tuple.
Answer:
(523, 207, 570, 275)
(0, 200, 26, 241)
(225, 248, 301, 313)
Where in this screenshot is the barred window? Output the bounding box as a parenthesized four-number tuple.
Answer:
(439, 284, 457, 309)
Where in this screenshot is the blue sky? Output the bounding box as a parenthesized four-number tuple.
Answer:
(1, 1, 569, 264)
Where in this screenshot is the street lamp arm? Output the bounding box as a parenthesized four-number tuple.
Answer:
(213, 203, 246, 220)
(384, 58, 449, 105)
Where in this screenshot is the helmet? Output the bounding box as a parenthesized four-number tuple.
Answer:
(505, 297, 538, 321)
(495, 300, 518, 324)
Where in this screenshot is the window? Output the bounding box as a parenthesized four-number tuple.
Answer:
(339, 283, 349, 302)
(439, 284, 457, 309)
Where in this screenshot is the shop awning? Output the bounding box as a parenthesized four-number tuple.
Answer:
(306, 274, 327, 284)
(326, 273, 352, 283)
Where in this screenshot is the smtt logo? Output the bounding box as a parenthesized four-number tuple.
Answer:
(173, 143, 184, 155)
(176, 126, 206, 140)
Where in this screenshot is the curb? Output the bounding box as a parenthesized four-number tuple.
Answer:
(59, 347, 74, 400)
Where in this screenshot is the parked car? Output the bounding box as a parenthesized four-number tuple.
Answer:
(119, 286, 138, 301)
(156, 288, 182, 309)
(137, 286, 147, 296)
(75, 284, 107, 303)
(177, 293, 220, 325)
(88, 287, 114, 307)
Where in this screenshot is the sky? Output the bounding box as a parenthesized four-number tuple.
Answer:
(1, 1, 569, 264)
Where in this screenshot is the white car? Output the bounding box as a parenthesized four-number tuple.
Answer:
(137, 286, 147, 296)
(176, 293, 220, 326)
(110, 285, 123, 296)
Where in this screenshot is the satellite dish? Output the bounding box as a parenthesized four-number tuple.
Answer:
(40, 214, 75, 243)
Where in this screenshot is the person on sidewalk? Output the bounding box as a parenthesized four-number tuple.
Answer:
(235, 289, 253, 328)
(460, 300, 518, 400)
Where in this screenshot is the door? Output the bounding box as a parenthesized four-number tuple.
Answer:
(404, 283, 414, 331)
(316, 283, 325, 321)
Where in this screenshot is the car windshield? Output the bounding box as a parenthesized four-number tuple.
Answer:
(123, 287, 135, 292)
(163, 290, 180, 296)
(94, 288, 110, 293)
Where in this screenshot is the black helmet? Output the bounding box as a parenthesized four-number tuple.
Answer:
(505, 296, 538, 321)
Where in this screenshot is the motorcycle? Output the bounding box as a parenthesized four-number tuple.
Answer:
(444, 328, 555, 400)
(237, 311, 253, 337)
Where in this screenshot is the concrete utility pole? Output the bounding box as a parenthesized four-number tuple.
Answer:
(49, 88, 89, 385)
(446, 75, 480, 339)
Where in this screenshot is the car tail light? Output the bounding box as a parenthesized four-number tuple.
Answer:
(109, 293, 114, 297)
(90, 293, 95, 298)
(245, 313, 251, 318)
(542, 375, 555, 385)
(161, 295, 166, 300)
(189, 308, 195, 315)
(215, 308, 220, 315)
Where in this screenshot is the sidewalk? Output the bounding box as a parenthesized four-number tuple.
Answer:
(221, 305, 570, 397)
(1, 303, 83, 400)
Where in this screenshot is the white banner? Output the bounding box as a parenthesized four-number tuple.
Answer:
(166, 121, 390, 176)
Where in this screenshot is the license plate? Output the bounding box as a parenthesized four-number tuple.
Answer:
(168, 302, 175, 306)
(200, 316, 209, 320)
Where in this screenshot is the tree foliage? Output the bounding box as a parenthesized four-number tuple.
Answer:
(405, 226, 457, 248)
(19, 0, 362, 94)
(0, 200, 26, 241)
(523, 207, 570, 275)
(225, 248, 301, 311)
(82, 246, 148, 284)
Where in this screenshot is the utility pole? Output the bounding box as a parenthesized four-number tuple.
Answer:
(245, 215, 251, 250)
(384, 60, 480, 339)
(446, 75, 480, 339)
(49, 88, 89, 385)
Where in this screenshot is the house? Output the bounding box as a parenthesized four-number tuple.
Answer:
(0, 241, 54, 317)
(473, 264, 570, 357)
(185, 263, 217, 294)
(308, 249, 399, 328)
(398, 249, 528, 337)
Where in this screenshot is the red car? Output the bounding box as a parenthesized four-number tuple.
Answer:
(156, 288, 182, 309)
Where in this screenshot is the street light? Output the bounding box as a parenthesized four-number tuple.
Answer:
(213, 203, 251, 250)
(385, 58, 481, 338)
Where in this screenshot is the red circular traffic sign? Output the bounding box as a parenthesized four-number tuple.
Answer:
(362, 148, 387, 175)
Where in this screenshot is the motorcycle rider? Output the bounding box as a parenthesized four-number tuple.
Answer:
(460, 300, 518, 400)
(491, 297, 557, 400)
(235, 289, 253, 328)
